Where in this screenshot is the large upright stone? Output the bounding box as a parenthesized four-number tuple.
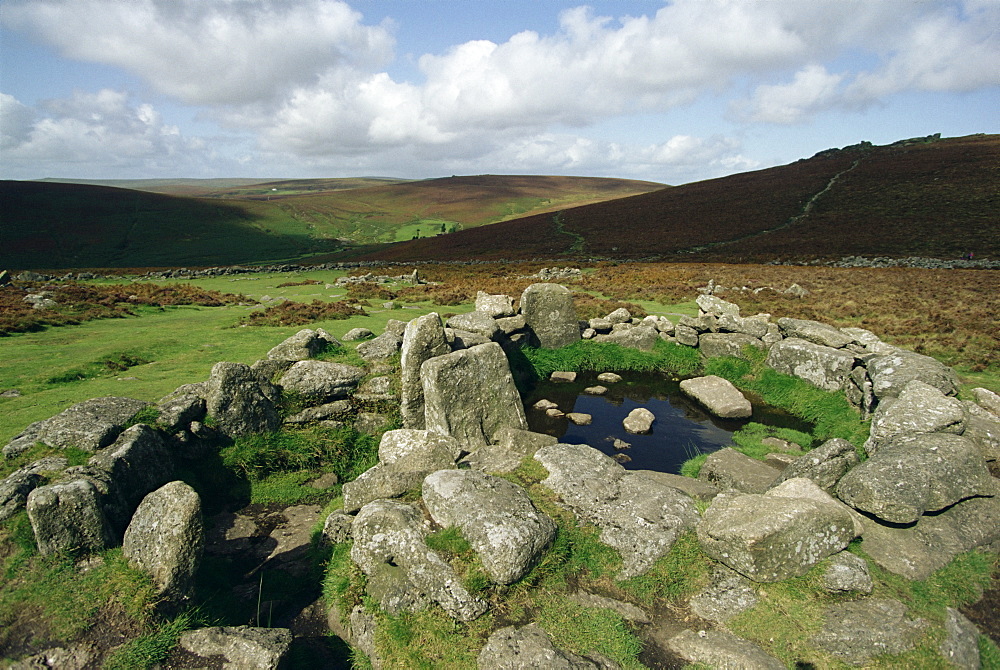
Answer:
(520, 283, 580, 349)
(123, 481, 203, 606)
(422, 343, 527, 450)
(400, 313, 451, 429)
(765, 337, 855, 391)
(206, 362, 281, 436)
(422, 470, 555, 584)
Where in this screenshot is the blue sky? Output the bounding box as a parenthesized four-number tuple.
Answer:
(1, 0, 997, 184)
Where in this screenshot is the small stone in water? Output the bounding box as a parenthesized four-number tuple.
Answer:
(613, 453, 632, 464)
(550, 371, 577, 383)
(612, 438, 631, 450)
(566, 413, 592, 425)
(545, 408, 565, 418)
(533, 399, 558, 410)
(584, 385, 608, 395)
(597, 372, 623, 384)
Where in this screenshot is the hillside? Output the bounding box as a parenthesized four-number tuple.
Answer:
(363, 134, 1000, 263)
(0, 175, 664, 270)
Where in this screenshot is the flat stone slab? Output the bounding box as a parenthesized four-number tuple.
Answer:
(811, 599, 926, 665)
(668, 629, 784, 670)
(679, 375, 752, 419)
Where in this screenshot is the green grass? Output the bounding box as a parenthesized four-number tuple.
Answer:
(102, 612, 193, 670)
(519, 338, 702, 386)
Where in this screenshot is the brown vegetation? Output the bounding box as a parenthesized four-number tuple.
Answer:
(237, 299, 365, 327)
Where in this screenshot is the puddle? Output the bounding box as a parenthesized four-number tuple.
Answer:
(524, 371, 812, 474)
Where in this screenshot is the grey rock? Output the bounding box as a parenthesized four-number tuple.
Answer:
(351, 500, 487, 621)
(354, 375, 396, 403)
(865, 379, 966, 454)
(122, 481, 203, 605)
(679, 314, 718, 333)
(354, 412, 390, 435)
(278, 360, 365, 403)
(777, 317, 854, 348)
(697, 483, 859, 582)
(495, 314, 527, 335)
(2, 420, 45, 458)
(447, 311, 502, 341)
(284, 400, 352, 424)
(566, 412, 592, 425)
(941, 607, 981, 670)
(356, 330, 402, 361)
(696, 294, 741, 318)
(623, 407, 655, 434)
(378, 429, 463, 468)
(7, 645, 95, 670)
(698, 448, 781, 494)
(478, 624, 605, 669)
(179, 626, 292, 670)
(772, 438, 859, 491)
(597, 372, 622, 384)
(534, 444, 699, 579)
(811, 599, 926, 665)
(688, 566, 759, 623)
(322, 510, 354, 545)
(605, 307, 632, 324)
(674, 324, 699, 346)
(697, 332, 766, 359)
(972, 387, 1000, 417)
(423, 470, 556, 584)
(343, 327, 374, 341)
(461, 428, 558, 473)
(856, 477, 1000, 579)
(422, 343, 527, 451)
(36, 396, 150, 452)
(27, 478, 111, 555)
(837, 432, 993, 524)
(631, 470, 719, 501)
(520, 283, 580, 349)
(266, 328, 339, 360)
(550, 371, 577, 383)
(155, 393, 206, 433)
(400, 313, 451, 429)
(668, 629, 784, 670)
(475, 291, 516, 318)
(568, 590, 651, 624)
(589, 317, 613, 333)
(679, 375, 752, 419)
(765, 337, 855, 391)
(583, 385, 607, 395)
(822, 551, 873, 594)
(961, 400, 1000, 461)
(206, 362, 281, 436)
(867, 350, 960, 399)
(0, 457, 67, 522)
(446, 328, 492, 349)
(592, 325, 658, 351)
(717, 313, 771, 340)
(384, 319, 408, 337)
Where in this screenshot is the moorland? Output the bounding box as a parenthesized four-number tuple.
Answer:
(0, 133, 998, 669)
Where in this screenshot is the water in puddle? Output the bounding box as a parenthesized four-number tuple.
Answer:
(524, 371, 812, 474)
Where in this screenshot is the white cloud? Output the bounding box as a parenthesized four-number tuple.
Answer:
(1, 0, 394, 105)
(739, 64, 845, 124)
(0, 90, 223, 178)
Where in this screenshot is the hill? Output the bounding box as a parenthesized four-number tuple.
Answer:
(0, 175, 664, 270)
(363, 134, 1000, 263)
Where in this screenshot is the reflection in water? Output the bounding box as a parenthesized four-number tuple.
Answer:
(523, 371, 812, 474)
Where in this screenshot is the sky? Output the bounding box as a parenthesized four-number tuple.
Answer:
(1, 0, 998, 185)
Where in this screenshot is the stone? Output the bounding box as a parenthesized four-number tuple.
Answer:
(356, 331, 402, 361)
(343, 327, 374, 341)
(940, 607, 981, 670)
(447, 311, 502, 341)
(597, 372, 622, 384)
(688, 566, 759, 623)
(179, 626, 292, 670)
(377, 429, 463, 468)
(698, 448, 780, 494)
(857, 478, 1000, 579)
(679, 375, 752, 419)
(674, 324, 699, 346)
(354, 376, 396, 403)
(550, 371, 577, 383)
(284, 400, 352, 424)
(7, 645, 95, 669)
(422, 343, 527, 451)
(822, 551, 873, 594)
(695, 294, 741, 318)
(36, 397, 150, 452)
(623, 407, 655, 434)
(206, 363, 281, 436)
(589, 317, 613, 332)
(836, 432, 993, 524)
(546, 408, 565, 418)
(697, 485, 859, 582)
(266, 328, 339, 360)
(478, 624, 603, 669)
(679, 314, 718, 333)
(351, 500, 487, 621)
(520, 283, 580, 349)
(867, 350, 960, 399)
(0, 457, 67, 522)
(475, 291, 516, 318)
(322, 510, 354, 545)
(583, 385, 607, 395)
(566, 413, 592, 425)
(155, 393, 206, 433)
(631, 470, 719, 501)
(495, 314, 527, 335)
(384, 319, 408, 337)
(605, 307, 632, 324)
(811, 599, 926, 665)
(533, 399, 558, 410)
(697, 332, 765, 359)
(777, 317, 854, 349)
(568, 590, 651, 624)
(972, 387, 1000, 417)
(461, 428, 558, 473)
(423, 470, 556, 584)
(534, 444, 699, 579)
(122, 481, 203, 606)
(865, 379, 966, 454)
(26, 478, 111, 555)
(278, 360, 365, 403)
(962, 400, 1000, 460)
(717, 313, 771, 340)
(446, 328, 491, 349)
(592, 324, 659, 351)
(2, 421, 45, 458)
(400, 313, 452, 429)
(771, 438, 859, 491)
(765, 337, 856, 391)
(668, 629, 784, 670)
